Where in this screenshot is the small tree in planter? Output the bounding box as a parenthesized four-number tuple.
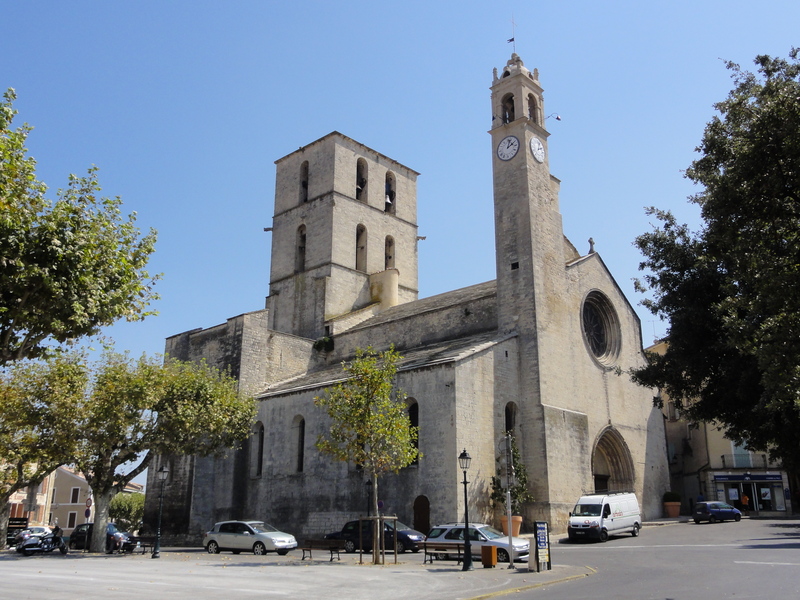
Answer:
(663, 491, 682, 517)
(490, 434, 533, 534)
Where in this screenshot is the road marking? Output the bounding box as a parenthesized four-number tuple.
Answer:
(735, 561, 800, 566)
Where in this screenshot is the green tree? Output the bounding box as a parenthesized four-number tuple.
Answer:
(109, 492, 145, 534)
(490, 434, 533, 515)
(0, 353, 86, 549)
(632, 50, 800, 473)
(0, 88, 159, 366)
(76, 352, 256, 554)
(315, 346, 420, 564)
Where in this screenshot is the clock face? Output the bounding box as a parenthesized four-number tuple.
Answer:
(497, 136, 520, 161)
(530, 137, 545, 163)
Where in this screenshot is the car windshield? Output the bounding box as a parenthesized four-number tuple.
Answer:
(386, 520, 411, 531)
(250, 522, 279, 533)
(107, 524, 118, 533)
(573, 503, 602, 517)
(478, 526, 505, 540)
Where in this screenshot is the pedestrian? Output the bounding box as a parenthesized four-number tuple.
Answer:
(742, 493, 750, 515)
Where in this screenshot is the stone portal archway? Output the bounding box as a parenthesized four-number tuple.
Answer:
(413, 495, 430, 535)
(592, 427, 635, 493)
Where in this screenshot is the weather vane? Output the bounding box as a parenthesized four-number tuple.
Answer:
(507, 15, 516, 53)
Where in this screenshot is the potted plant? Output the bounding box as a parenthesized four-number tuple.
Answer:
(662, 491, 681, 518)
(490, 434, 533, 535)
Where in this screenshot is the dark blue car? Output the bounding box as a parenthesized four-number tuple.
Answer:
(326, 519, 425, 553)
(693, 501, 742, 523)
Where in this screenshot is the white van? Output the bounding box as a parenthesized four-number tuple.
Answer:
(567, 492, 641, 541)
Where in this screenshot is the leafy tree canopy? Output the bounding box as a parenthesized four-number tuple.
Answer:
(315, 346, 419, 562)
(0, 88, 159, 365)
(632, 49, 800, 470)
(109, 492, 145, 535)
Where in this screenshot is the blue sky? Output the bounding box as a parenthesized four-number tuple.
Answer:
(4, 1, 798, 360)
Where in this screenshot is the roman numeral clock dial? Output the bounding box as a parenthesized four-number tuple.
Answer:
(496, 135, 520, 161)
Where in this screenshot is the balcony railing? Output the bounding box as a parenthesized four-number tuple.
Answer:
(718, 454, 782, 469)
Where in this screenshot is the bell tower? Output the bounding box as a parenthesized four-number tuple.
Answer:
(490, 54, 566, 335)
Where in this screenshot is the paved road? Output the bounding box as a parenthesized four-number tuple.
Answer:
(1, 519, 797, 600)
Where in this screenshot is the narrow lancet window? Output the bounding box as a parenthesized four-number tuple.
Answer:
(356, 224, 367, 272)
(356, 158, 368, 201)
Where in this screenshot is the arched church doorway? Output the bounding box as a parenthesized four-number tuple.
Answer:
(413, 495, 430, 535)
(592, 427, 635, 493)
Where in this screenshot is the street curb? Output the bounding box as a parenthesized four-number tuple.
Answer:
(467, 566, 597, 600)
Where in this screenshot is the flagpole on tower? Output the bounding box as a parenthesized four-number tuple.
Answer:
(507, 15, 516, 53)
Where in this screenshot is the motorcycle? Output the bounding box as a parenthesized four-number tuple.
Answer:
(18, 526, 68, 556)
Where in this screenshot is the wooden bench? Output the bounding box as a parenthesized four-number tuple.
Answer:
(128, 536, 156, 554)
(420, 541, 464, 564)
(300, 539, 345, 561)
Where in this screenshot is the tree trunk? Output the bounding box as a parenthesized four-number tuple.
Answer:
(90, 488, 116, 553)
(0, 499, 11, 551)
(371, 473, 380, 565)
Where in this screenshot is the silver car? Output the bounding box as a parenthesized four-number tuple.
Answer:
(203, 520, 297, 555)
(425, 522, 529, 562)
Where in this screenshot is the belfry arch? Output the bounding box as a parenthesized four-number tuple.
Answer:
(591, 427, 635, 493)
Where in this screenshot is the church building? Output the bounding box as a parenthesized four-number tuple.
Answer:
(147, 54, 669, 542)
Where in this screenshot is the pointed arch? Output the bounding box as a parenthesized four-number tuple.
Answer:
(591, 427, 635, 493)
(295, 224, 307, 273)
(384, 235, 395, 270)
(527, 93, 540, 125)
(299, 160, 309, 203)
(356, 158, 368, 202)
(356, 224, 367, 272)
(504, 402, 518, 434)
(384, 171, 396, 214)
(501, 93, 515, 123)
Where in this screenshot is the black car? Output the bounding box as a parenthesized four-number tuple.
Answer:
(326, 519, 425, 553)
(693, 501, 742, 524)
(68, 522, 131, 553)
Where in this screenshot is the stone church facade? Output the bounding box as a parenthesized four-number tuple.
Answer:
(146, 54, 669, 543)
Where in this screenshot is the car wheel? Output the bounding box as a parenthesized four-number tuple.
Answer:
(497, 548, 510, 563)
(735, 514, 741, 522)
(206, 541, 220, 554)
(60, 545, 68, 555)
(396, 540, 406, 553)
(599, 529, 609, 542)
(344, 539, 356, 553)
(23, 548, 33, 557)
(694, 519, 701, 524)
(709, 515, 718, 524)
(277, 549, 289, 556)
(411, 548, 420, 553)
(631, 523, 640, 537)
(253, 542, 267, 555)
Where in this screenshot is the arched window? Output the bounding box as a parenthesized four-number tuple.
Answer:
(527, 94, 540, 125)
(384, 236, 395, 270)
(502, 93, 515, 123)
(295, 225, 306, 273)
(504, 402, 518, 434)
(356, 224, 367, 272)
(250, 421, 264, 477)
(299, 161, 309, 203)
(408, 400, 419, 465)
(356, 158, 368, 201)
(294, 416, 305, 473)
(384, 171, 396, 214)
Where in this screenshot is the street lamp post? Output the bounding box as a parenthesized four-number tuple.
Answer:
(458, 448, 474, 571)
(152, 465, 169, 559)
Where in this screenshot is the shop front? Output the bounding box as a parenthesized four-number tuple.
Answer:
(712, 473, 789, 514)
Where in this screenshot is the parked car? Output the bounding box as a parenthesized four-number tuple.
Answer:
(203, 520, 297, 555)
(12, 526, 52, 548)
(424, 523, 530, 563)
(567, 492, 641, 541)
(694, 501, 742, 524)
(68, 522, 131, 553)
(325, 519, 425, 553)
